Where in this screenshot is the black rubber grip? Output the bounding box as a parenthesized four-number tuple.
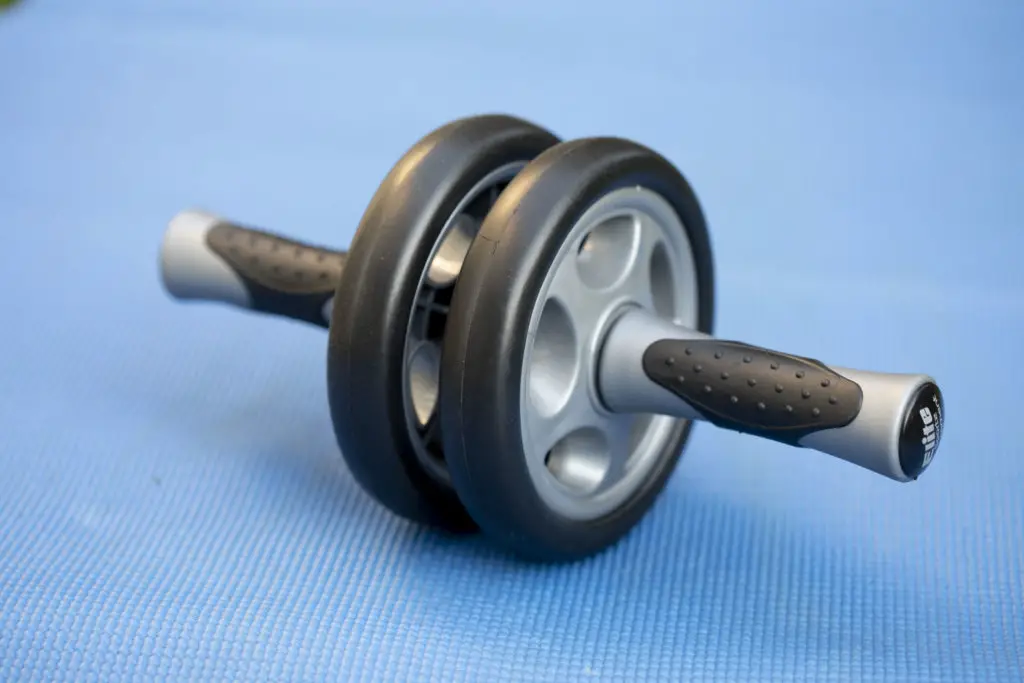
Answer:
(642, 339, 864, 446)
(206, 222, 346, 328)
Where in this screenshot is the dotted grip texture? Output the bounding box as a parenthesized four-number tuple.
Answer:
(206, 222, 346, 328)
(642, 339, 864, 446)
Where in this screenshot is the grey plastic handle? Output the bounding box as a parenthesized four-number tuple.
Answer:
(159, 210, 346, 328)
(598, 309, 944, 482)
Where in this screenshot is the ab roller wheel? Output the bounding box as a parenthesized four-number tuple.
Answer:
(160, 114, 946, 562)
(440, 138, 715, 560)
(327, 116, 559, 532)
(162, 114, 560, 533)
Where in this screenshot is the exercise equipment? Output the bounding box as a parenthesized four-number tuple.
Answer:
(159, 114, 944, 561)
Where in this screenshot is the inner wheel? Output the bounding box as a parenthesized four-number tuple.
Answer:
(521, 187, 700, 521)
(403, 162, 526, 481)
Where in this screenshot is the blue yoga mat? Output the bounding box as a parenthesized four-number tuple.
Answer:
(1, 2, 1021, 681)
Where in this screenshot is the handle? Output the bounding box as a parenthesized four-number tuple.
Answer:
(159, 210, 347, 328)
(598, 309, 944, 482)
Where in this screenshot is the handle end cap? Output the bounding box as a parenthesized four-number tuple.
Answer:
(159, 210, 250, 307)
(898, 381, 943, 480)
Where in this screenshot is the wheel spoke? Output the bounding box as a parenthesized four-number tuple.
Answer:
(549, 250, 616, 332)
(595, 414, 639, 492)
(607, 211, 663, 312)
(526, 386, 599, 463)
(526, 385, 615, 495)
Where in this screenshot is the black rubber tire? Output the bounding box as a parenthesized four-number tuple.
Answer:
(327, 114, 560, 532)
(440, 137, 716, 560)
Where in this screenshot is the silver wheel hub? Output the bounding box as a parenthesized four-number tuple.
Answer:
(520, 187, 700, 521)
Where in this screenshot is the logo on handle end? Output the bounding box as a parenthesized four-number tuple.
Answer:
(898, 381, 943, 480)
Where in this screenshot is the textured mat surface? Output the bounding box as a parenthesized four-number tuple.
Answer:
(1, 2, 1022, 681)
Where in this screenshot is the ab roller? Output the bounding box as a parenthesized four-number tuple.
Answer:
(160, 114, 945, 561)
